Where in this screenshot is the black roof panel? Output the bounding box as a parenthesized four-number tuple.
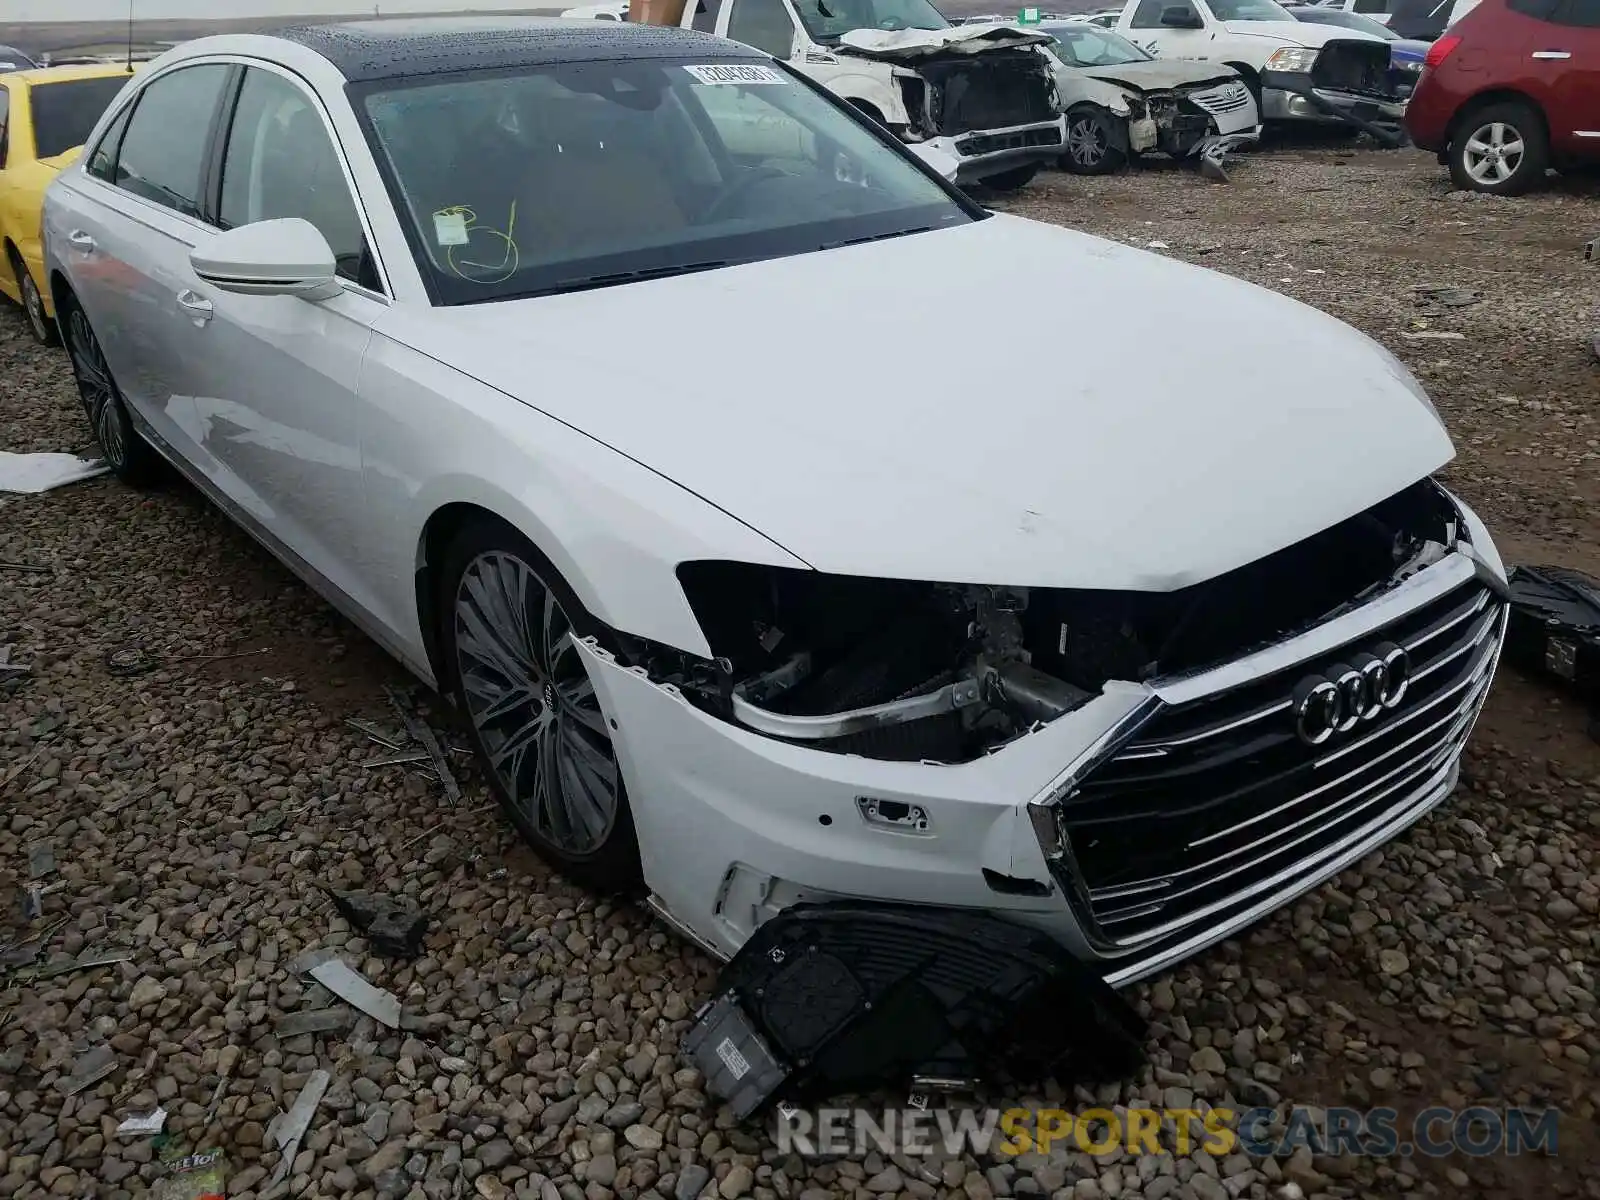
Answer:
(274, 17, 759, 82)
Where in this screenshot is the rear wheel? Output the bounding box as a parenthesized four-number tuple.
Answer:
(1449, 101, 1549, 195)
(61, 296, 162, 486)
(438, 518, 642, 892)
(9, 251, 55, 346)
(1061, 107, 1126, 176)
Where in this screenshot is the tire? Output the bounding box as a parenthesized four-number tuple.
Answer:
(9, 250, 56, 346)
(59, 294, 163, 486)
(847, 99, 886, 127)
(1060, 107, 1127, 176)
(437, 518, 642, 893)
(978, 163, 1041, 192)
(1448, 100, 1549, 196)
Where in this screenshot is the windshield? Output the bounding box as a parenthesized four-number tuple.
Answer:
(1039, 24, 1152, 66)
(354, 58, 971, 306)
(1206, 0, 1296, 19)
(29, 75, 129, 159)
(1291, 8, 1399, 35)
(790, 0, 949, 42)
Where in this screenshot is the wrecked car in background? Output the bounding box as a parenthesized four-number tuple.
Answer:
(672, 0, 1066, 190)
(1113, 0, 1407, 144)
(1034, 19, 1260, 174)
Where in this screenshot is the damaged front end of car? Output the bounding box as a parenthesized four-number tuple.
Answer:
(617, 479, 1470, 767)
(595, 479, 1506, 1115)
(839, 26, 1066, 185)
(1128, 78, 1261, 176)
(1261, 39, 1407, 145)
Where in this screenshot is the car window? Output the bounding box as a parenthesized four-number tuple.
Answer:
(1131, 0, 1186, 27)
(29, 75, 129, 161)
(113, 63, 231, 219)
(790, 0, 948, 42)
(1353, 0, 1389, 11)
(219, 67, 379, 291)
(1044, 25, 1154, 63)
(353, 57, 971, 306)
(0, 87, 10, 169)
(86, 95, 135, 182)
(1553, 0, 1600, 22)
(727, 0, 798, 56)
(691, 0, 728, 31)
(1208, 0, 1295, 18)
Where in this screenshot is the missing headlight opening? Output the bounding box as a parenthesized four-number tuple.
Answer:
(618, 480, 1462, 765)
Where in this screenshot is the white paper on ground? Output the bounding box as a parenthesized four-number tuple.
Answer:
(0, 451, 109, 494)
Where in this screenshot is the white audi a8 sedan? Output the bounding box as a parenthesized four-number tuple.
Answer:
(43, 17, 1507, 987)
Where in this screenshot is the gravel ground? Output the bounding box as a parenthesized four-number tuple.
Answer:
(2, 143, 1598, 1200)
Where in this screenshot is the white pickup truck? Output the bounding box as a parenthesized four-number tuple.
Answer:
(1110, 0, 1406, 139)
(564, 1, 1069, 190)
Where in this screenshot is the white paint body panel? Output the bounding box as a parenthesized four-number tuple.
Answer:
(1114, 0, 1385, 67)
(403, 214, 1455, 593)
(41, 28, 1499, 985)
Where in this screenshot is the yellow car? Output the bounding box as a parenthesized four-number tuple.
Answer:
(0, 64, 133, 344)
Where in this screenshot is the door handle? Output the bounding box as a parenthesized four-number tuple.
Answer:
(67, 230, 96, 253)
(176, 289, 214, 324)
(1531, 50, 1572, 59)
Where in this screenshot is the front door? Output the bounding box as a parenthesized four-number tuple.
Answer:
(185, 64, 388, 617)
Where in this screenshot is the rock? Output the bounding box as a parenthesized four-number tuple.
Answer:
(1189, 1046, 1225, 1074)
(479, 1141, 514, 1171)
(720, 1165, 754, 1198)
(127, 976, 167, 1009)
(1377, 949, 1409, 976)
(361, 1141, 409, 1182)
(676, 1164, 712, 1200)
(586, 1155, 617, 1188)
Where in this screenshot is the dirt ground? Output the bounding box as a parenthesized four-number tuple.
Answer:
(1, 141, 1598, 1200)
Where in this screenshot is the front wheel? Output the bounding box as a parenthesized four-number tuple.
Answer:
(978, 163, 1041, 192)
(439, 519, 642, 892)
(1061, 107, 1127, 176)
(61, 297, 162, 486)
(1448, 101, 1549, 195)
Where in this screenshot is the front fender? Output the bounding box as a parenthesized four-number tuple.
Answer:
(358, 336, 810, 665)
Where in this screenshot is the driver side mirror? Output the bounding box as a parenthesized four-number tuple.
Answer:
(1159, 5, 1205, 27)
(190, 218, 342, 301)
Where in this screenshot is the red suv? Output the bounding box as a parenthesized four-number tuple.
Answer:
(1404, 0, 1600, 194)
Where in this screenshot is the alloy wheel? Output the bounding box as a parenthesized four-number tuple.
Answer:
(1462, 121, 1524, 187)
(1068, 115, 1108, 169)
(67, 308, 126, 468)
(453, 550, 620, 855)
(20, 273, 49, 344)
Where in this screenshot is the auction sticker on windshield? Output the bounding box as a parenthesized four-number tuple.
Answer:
(683, 64, 786, 85)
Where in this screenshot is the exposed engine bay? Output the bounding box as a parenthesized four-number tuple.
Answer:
(618, 480, 1463, 765)
(895, 49, 1061, 139)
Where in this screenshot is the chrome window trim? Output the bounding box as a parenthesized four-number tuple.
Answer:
(81, 52, 395, 299)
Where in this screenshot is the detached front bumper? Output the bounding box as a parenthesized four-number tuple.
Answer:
(915, 117, 1067, 183)
(581, 515, 1505, 989)
(1261, 71, 1407, 143)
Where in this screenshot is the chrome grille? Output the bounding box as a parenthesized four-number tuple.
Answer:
(1059, 578, 1504, 949)
(1188, 82, 1252, 115)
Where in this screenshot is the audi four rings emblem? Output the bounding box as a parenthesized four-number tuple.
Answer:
(1292, 643, 1410, 747)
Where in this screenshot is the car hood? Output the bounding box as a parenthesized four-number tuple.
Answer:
(396, 215, 1453, 594)
(838, 24, 1054, 60)
(1078, 58, 1240, 89)
(1222, 19, 1385, 43)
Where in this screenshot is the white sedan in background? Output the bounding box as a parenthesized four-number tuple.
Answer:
(44, 17, 1506, 987)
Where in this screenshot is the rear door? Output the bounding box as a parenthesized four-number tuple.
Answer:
(56, 61, 234, 457)
(1539, 0, 1600, 146)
